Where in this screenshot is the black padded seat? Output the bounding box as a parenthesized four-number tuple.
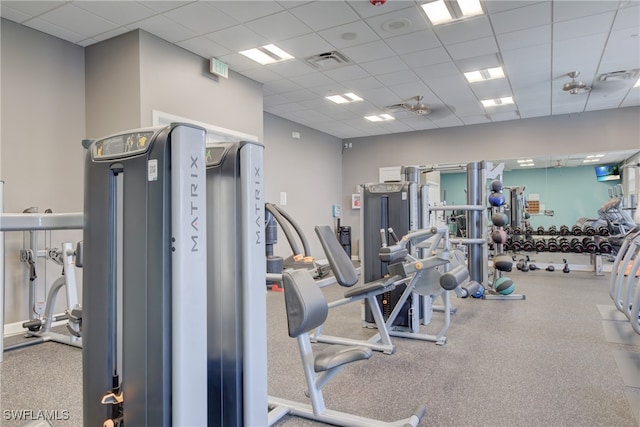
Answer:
(343, 275, 401, 299)
(314, 345, 372, 372)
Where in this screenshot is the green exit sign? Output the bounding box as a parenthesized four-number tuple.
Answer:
(210, 58, 228, 79)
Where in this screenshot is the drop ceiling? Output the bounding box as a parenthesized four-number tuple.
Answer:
(2, 0, 639, 151)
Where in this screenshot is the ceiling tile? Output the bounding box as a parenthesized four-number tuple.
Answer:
(164, 2, 237, 34)
(489, 2, 551, 35)
(289, 0, 360, 31)
(23, 17, 86, 43)
(446, 36, 498, 60)
(413, 61, 459, 80)
(340, 76, 385, 91)
(307, 82, 349, 97)
(612, 4, 640, 31)
(322, 64, 371, 81)
(385, 29, 441, 55)
(73, 1, 156, 26)
(468, 79, 513, 99)
(1, 1, 64, 17)
(137, 2, 186, 13)
(496, 25, 550, 51)
(206, 25, 269, 52)
(89, 27, 132, 44)
(262, 78, 303, 94)
(553, 0, 620, 22)
(276, 33, 336, 58)
(0, 5, 33, 23)
(620, 89, 640, 107)
(289, 72, 337, 89)
(401, 47, 451, 68)
(279, 88, 318, 102)
(598, 27, 640, 72)
(502, 44, 551, 81)
(363, 86, 401, 106)
(177, 36, 231, 59)
(460, 114, 491, 125)
(317, 20, 381, 49)
(265, 59, 315, 78)
(36, 3, 120, 38)
(360, 57, 409, 76)
(553, 12, 615, 41)
(484, 1, 547, 15)
(375, 69, 420, 86)
(244, 11, 312, 41)
(347, 0, 416, 19)
(341, 40, 396, 63)
(241, 66, 283, 83)
(455, 54, 501, 73)
(552, 33, 608, 77)
(364, 4, 429, 38)
(131, 14, 197, 43)
(389, 82, 436, 100)
(211, 1, 284, 23)
(433, 16, 493, 45)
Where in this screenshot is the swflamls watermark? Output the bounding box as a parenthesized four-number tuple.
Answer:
(3, 409, 70, 422)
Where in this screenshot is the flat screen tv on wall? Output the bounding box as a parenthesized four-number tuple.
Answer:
(595, 164, 621, 182)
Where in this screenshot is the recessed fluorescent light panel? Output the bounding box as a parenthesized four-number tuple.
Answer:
(481, 96, 514, 107)
(583, 158, 601, 163)
(326, 93, 363, 104)
(517, 159, 534, 167)
(519, 162, 535, 167)
(421, 0, 483, 25)
(634, 78, 640, 88)
(517, 159, 533, 163)
(586, 154, 605, 158)
(464, 66, 505, 83)
(239, 44, 293, 65)
(365, 114, 394, 122)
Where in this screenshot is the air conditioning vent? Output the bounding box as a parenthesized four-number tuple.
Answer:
(597, 69, 640, 83)
(304, 51, 351, 70)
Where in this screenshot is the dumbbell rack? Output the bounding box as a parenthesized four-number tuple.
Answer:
(501, 225, 612, 276)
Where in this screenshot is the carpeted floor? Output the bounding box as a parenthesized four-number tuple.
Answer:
(1, 269, 638, 427)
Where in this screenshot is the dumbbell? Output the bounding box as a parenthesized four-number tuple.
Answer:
(525, 226, 534, 236)
(559, 225, 570, 235)
(597, 225, 610, 236)
(583, 224, 596, 236)
(547, 225, 557, 235)
(547, 238, 559, 252)
(598, 241, 613, 254)
(503, 225, 512, 234)
(511, 240, 523, 252)
(536, 226, 546, 235)
(570, 238, 584, 253)
(522, 240, 535, 252)
(535, 239, 548, 252)
(582, 238, 597, 253)
(559, 238, 572, 253)
(513, 226, 523, 235)
(571, 225, 583, 236)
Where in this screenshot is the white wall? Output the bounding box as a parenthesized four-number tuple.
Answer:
(341, 107, 640, 243)
(1, 19, 85, 324)
(263, 113, 342, 259)
(138, 31, 264, 141)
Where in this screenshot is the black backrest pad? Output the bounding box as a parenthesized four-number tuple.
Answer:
(315, 225, 358, 287)
(283, 269, 329, 338)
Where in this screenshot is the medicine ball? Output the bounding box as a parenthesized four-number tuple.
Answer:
(491, 229, 508, 244)
(491, 212, 509, 227)
(490, 180, 503, 192)
(494, 277, 515, 295)
(493, 253, 513, 272)
(488, 192, 506, 207)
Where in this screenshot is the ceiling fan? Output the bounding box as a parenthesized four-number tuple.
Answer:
(384, 96, 454, 119)
(562, 71, 591, 94)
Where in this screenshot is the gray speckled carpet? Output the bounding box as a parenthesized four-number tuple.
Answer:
(2, 269, 638, 427)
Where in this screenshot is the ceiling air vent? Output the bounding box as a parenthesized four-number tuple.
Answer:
(597, 69, 640, 83)
(304, 51, 351, 70)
